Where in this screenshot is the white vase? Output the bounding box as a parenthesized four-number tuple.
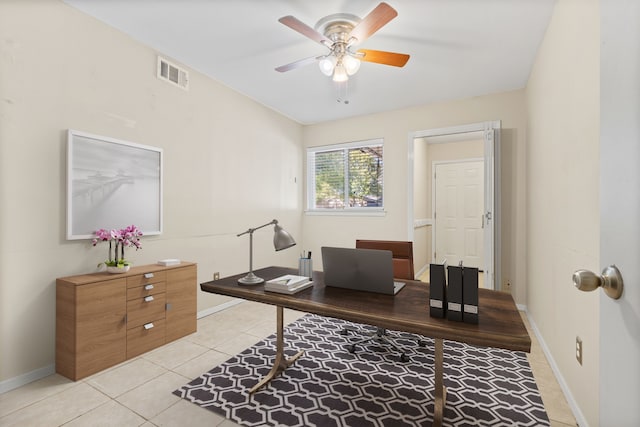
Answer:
(107, 265, 131, 274)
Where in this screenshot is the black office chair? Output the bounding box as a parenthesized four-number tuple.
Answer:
(341, 240, 423, 362)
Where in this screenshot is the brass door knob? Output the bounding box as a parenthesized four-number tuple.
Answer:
(573, 265, 623, 299)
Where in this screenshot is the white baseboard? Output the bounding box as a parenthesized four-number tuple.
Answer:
(1, 300, 246, 395)
(522, 308, 588, 427)
(197, 298, 244, 319)
(415, 265, 428, 280)
(0, 364, 55, 394)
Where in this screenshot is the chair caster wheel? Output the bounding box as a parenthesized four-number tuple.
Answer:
(400, 353, 410, 362)
(347, 344, 357, 353)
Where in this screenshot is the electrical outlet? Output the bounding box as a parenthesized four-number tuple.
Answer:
(576, 336, 583, 365)
(213, 272, 220, 280)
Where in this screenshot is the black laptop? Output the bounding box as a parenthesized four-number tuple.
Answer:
(321, 246, 406, 295)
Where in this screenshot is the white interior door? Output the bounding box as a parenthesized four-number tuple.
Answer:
(599, 1, 640, 423)
(433, 160, 484, 268)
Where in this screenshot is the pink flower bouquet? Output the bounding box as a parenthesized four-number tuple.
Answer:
(92, 225, 143, 269)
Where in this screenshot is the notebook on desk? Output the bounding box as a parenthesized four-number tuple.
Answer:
(321, 246, 406, 295)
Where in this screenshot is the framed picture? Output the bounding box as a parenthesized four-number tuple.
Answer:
(67, 129, 163, 240)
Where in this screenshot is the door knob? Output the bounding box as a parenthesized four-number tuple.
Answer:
(573, 265, 623, 299)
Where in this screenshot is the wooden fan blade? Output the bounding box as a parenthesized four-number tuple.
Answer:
(349, 2, 398, 44)
(357, 49, 410, 67)
(279, 16, 332, 47)
(275, 55, 321, 73)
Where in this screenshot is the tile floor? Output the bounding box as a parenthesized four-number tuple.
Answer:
(0, 301, 577, 426)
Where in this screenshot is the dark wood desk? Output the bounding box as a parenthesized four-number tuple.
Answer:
(201, 266, 530, 427)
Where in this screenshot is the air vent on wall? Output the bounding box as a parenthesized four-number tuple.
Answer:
(157, 56, 189, 90)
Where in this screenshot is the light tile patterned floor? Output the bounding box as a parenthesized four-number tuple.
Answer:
(0, 301, 577, 426)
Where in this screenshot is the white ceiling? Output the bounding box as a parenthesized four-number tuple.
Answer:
(63, 0, 555, 125)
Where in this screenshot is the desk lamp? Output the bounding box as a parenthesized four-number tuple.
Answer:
(237, 219, 296, 285)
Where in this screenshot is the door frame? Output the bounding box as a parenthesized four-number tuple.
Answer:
(432, 158, 485, 269)
(407, 120, 501, 290)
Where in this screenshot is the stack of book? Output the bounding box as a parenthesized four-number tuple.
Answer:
(264, 274, 313, 294)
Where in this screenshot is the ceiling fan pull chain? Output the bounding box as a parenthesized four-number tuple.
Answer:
(337, 80, 350, 104)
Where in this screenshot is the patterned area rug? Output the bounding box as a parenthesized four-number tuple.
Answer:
(174, 314, 548, 426)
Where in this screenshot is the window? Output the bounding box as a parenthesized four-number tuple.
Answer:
(307, 139, 384, 211)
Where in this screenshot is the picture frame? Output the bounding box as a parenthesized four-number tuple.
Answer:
(67, 129, 163, 240)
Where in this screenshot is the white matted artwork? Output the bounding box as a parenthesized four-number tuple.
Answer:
(67, 129, 163, 240)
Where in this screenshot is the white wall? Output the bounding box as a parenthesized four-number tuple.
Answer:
(0, 1, 303, 384)
(413, 139, 431, 276)
(525, 0, 600, 424)
(302, 91, 528, 303)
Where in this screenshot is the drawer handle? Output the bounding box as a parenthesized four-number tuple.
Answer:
(144, 273, 154, 279)
(144, 284, 154, 290)
(144, 322, 154, 330)
(144, 296, 154, 302)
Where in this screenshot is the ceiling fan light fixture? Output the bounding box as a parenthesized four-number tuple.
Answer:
(332, 63, 349, 82)
(318, 56, 336, 76)
(343, 54, 361, 75)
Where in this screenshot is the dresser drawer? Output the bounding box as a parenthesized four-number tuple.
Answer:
(126, 293, 166, 329)
(127, 281, 166, 301)
(127, 271, 167, 288)
(126, 318, 165, 359)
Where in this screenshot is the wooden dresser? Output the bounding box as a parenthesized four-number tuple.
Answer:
(56, 262, 197, 380)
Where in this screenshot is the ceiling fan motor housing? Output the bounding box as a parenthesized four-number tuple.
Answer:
(315, 13, 361, 45)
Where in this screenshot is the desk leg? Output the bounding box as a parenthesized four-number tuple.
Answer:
(433, 337, 447, 427)
(249, 305, 304, 394)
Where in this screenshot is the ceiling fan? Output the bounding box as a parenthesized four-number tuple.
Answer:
(275, 2, 410, 82)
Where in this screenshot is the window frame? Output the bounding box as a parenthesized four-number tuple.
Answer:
(306, 138, 385, 215)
